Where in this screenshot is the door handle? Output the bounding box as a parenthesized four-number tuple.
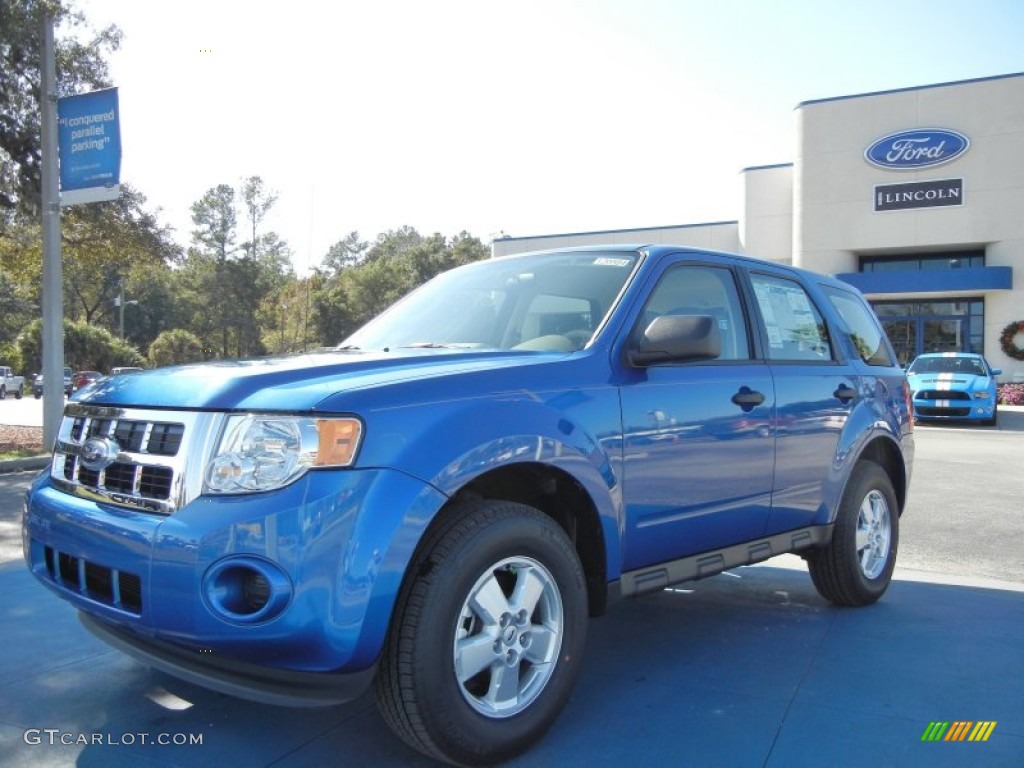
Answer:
(833, 384, 857, 403)
(731, 387, 765, 411)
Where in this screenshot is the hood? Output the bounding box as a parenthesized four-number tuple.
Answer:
(73, 349, 572, 412)
(909, 372, 987, 390)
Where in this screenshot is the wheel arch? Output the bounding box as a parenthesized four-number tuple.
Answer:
(854, 435, 909, 514)
(453, 462, 610, 616)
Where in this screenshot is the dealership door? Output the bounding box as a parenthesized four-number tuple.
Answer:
(881, 316, 965, 364)
(874, 299, 984, 365)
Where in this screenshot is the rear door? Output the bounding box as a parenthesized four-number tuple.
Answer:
(617, 257, 776, 571)
(745, 269, 858, 535)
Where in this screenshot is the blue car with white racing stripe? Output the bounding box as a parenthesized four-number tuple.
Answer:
(907, 352, 1002, 426)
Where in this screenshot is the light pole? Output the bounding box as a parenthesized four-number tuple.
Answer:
(115, 283, 139, 339)
(280, 304, 288, 353)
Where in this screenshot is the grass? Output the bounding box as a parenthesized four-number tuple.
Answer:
(0, 448, 45, 460)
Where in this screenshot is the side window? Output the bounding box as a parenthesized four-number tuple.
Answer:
(749, 274, 833, 362)
(821, 285, 894, 366)
(637, 265, 750, 360)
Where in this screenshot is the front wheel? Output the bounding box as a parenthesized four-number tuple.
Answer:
(983, 404, 998, 427)
(376, 499, 588, 766)
(808, 461, 899, 606)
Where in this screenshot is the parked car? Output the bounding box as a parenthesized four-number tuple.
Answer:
(0, 366, 25, 399)
(24, 246, 914, 766)
(32, 367, 73, 398)
(72, 371, 104, 392)
(906, 352, 1001, 425)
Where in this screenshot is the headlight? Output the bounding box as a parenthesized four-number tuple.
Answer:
(205, 415, 362, 494)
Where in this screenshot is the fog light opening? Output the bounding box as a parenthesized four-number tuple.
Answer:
(204, 558, 291, 623)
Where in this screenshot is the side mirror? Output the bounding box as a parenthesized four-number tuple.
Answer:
(627, 314, 722, 367)
(991, 368, 1002, 377)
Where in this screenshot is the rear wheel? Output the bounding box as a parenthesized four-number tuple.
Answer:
(808, 461, 899, 606)
(376, 499, 587, 766)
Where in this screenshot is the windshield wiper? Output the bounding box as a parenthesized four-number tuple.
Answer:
(400, 342, 463, 349)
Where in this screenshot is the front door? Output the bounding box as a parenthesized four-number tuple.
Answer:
(618, 261, 775, 571)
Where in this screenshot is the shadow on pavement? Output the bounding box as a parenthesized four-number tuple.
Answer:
(1, 559, 1021, 768)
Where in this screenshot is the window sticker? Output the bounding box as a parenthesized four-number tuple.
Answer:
(593, 257, 632, 267)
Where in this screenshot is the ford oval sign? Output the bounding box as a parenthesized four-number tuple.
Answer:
(865, 129, 969, 170)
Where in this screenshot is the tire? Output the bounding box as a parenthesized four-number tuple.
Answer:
(14, 385, 22, 400)
(376, 499, 588, 766)
(0, 385, 5, 400)
(983, 404, 998, 427)
(807, 461, 899, 607)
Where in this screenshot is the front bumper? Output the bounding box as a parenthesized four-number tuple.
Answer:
(24, 466, 447, 702)
(912, 397, 995, 421)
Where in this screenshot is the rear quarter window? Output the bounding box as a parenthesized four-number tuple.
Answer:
(821, 285, 894, 366)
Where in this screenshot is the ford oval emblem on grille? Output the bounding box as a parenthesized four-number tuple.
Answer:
(864, 128, 969, 170)
(80, 437, 120, 471)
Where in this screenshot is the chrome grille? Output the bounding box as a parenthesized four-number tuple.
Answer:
(51, 403, 224, 515)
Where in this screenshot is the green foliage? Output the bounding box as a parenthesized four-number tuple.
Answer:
(320, 231, 369, 276)
(184, 178, 293, 358)
(148, 329, 204, 368)
(0, 340, 25, 373)
(0, 271, 35, 346)
(17, 317, 142, 373)
(310, 227, 490, 344)
(0, 0, 122, 215)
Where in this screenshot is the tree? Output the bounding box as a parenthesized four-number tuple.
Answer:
(148, 329, 204, 368)
(319, 231, 369, 276)
(0, 185, 180, 349)
(0, 272, 35, 347)
(1, 0, 122, 216)
(190, 184, 236, 262)
(186, 179, 293, 358)
(240, 175, 277, 258)
(310, 227, 489, 344)
(17, 317, 141, 373)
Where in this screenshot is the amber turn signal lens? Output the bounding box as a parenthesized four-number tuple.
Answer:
(316, 419, 362, 466)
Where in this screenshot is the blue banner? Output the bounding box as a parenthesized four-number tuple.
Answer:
(57, 88, 122, 205)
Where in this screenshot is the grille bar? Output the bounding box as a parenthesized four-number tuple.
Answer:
(45, 545, 142, 614)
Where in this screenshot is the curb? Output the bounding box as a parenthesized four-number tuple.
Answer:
(0, 455, 50, 475)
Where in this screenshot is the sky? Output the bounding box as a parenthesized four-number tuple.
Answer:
(70, 0, 1024, 273)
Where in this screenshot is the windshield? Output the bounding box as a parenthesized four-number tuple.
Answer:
(908, 356, 987, 376)
(342, 251, 641, 352)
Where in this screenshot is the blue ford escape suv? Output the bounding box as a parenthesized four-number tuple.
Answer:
(24, 246, 913, 766)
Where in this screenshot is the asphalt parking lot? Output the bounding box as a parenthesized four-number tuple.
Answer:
(0, 409, 1021, 766)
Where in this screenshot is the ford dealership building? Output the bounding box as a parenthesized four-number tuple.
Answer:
(493, 72, 1024, 379)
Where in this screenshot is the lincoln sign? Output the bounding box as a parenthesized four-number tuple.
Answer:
(874, 178, 963, 212)
(865, 128, 969, 170)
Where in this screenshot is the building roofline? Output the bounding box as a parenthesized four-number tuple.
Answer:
(796, 71, 1024, 109)
(494, 220, 738, 243)
(741, 163, 793, 173)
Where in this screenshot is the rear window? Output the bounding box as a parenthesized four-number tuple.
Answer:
(821, 285, 893, 366)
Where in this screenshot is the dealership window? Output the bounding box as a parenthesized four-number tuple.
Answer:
(872, 298, 984, 365)
(860, 250, 984, 273)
